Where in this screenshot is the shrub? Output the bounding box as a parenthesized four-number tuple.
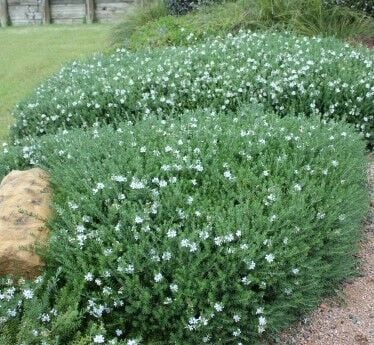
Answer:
(165, 0, 223, 15)
(117, 2, 248, 50)
(292, 3, 374, 38)
(327, 0, 374, 16)
(111, 0, 374, 49)
(111, 0, 169, 48)
(0, 106, 369, 344)
(165, 0, 197, 15)
(11, 31, 374, 146)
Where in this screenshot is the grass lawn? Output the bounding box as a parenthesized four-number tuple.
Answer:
(0, 24, 111, 142)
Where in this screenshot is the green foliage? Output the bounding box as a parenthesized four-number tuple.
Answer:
(0, 106, 369, 343)
(111, 0, 374, 49)
(11, 31, 374, 146)
(120, 2, 248, 50)
(165, 0, 223, 15)
(111, 0, 169, 48)
(290, 0, 374, 38)
(326, 0, 374, 16)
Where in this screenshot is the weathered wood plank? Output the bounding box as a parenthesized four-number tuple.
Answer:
(96, 0, 133, 3)
(42, 0, 50, 23)
(85, 0, 94, 23)
(50, 0, 84, 4)
(5, 0, 135, 25)
(8, 3, 43, 25)
(0, 0, 9, 26)
(50, 3, 85, 20)
(95, 1, 131, 21)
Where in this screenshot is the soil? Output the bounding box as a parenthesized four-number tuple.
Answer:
(349, 36, 374, 49)
(273, 157, 374, 345)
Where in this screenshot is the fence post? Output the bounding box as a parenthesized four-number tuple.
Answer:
(42, 0, 51, 24)
(0, 0, 9, 27)
(86, 0, 95, 24)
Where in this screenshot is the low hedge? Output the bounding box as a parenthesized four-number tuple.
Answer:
(0, 106, 369, 344)
(11, 31, 374, 147)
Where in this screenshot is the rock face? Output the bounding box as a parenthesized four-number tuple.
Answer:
(0, 168, 51, 279)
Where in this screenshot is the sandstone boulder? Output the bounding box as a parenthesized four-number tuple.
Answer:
(0, 168, 51, 279)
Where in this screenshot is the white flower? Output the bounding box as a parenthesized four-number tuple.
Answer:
(241, 276, 251, 285)
(84, 272, 94, 281)
(269, 214, 277, 222)
(214, 303, 223, 312)
(162, 252, 172, 261)
(167, 229, 177, 238)
(154, 273, 163, 282)
(127, 339, 139, 345)
(68, 201, 79, 210)
(170, 284, 179, 293)
(256, 307, 264, 315)
(164, 297, 173, 305)
(93, 335, 105, 343)
(233, 314, 241, 322)
(40, 313, 50, 323)
(187, 196, 194, 205)
(265, 253, 275, 263)
(96, 182, 105, 190)
(258, 316, 267, 326)
(332, 160, 339, 167)
(293, 184, 302, 191)
(112, 175, 126, 182)
(130, 177, 145, 190)
(134, 216, 144, 224)
(124, 264, 134, 274)
(262, 170, 269, 177)
(23, 289, 34, 300)
(194, 163, 204, 172)
(248, 261, 256, 270)
(292, 268, 299, 275)
(115, 329, 123, 336)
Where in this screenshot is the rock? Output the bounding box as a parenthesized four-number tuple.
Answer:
(0, 168, 51, 279)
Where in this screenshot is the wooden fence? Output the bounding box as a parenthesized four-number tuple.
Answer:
(0, 0, 134, 26)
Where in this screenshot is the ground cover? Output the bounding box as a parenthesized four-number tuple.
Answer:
(11, 31, 374, 146)
(0, 106, 368, 344)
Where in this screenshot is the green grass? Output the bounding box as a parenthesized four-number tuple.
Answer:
(0, 24, 111, 142)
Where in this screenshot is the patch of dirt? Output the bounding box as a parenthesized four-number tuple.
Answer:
(357, 37, 374, 49)
(349, 36, 374, 49)
(274, 157, 374, 345)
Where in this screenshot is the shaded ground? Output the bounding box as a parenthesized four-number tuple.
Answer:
(275, 157, 374, 345)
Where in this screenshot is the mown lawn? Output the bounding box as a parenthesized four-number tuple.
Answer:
(0, 24, 111, 142)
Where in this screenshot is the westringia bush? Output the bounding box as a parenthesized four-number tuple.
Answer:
(0, 107, 369, 344)
(11, 31, 374, 146)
